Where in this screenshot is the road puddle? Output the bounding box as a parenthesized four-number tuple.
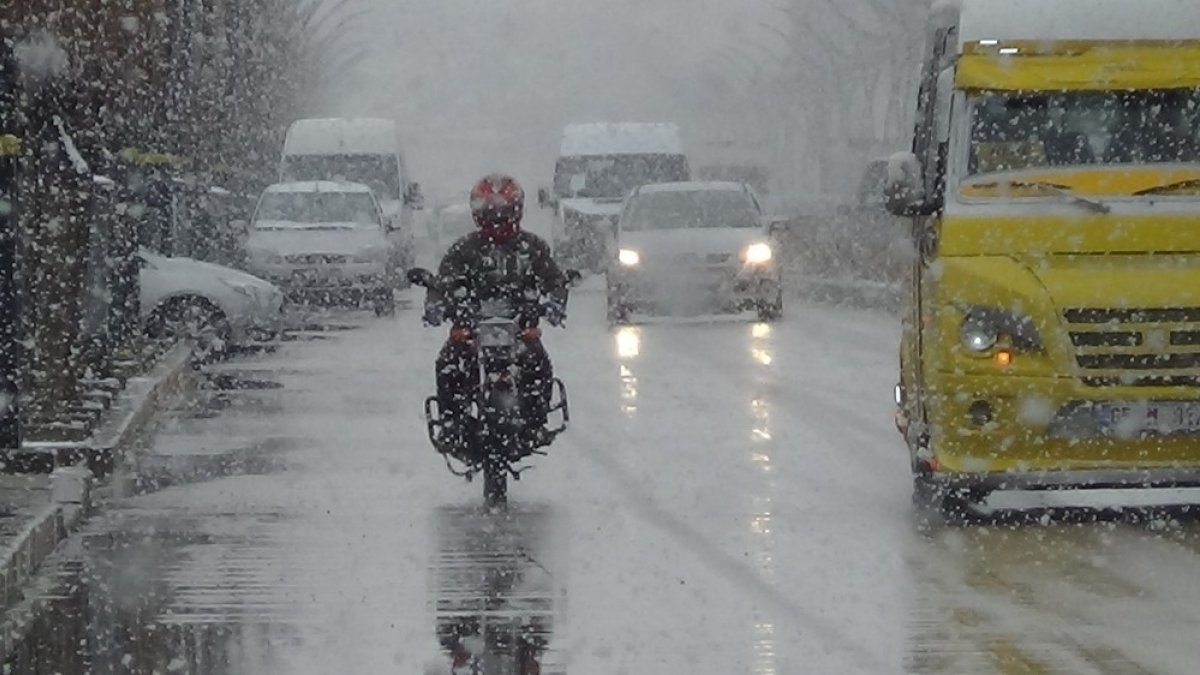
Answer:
(429, 505, 566, 675)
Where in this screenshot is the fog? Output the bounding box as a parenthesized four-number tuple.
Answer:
(312, 0, 917, 206)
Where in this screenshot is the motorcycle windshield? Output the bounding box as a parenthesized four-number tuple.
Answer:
(477, 318, 519, 348)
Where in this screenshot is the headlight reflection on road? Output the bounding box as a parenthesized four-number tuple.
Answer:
(751, 398, 772, 445)
(616, 326, 641, 360)
(750, 494, 777, 673)
(751, 323, 774, 367)
(616, 327, 641, 416)
(619, 365, 638, 416)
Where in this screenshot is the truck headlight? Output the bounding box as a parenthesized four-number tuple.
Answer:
(961, 315, 999, 352)
(743, 242, 773, 265)
(960, 307, 1041, 353)
(618, 249, 641, 266)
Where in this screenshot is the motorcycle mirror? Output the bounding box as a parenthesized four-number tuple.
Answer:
(407, 267, 435, 287)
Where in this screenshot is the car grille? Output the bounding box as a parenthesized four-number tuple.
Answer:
(644, 252, 733, 266)
(1064, 307, 1200, 386)
(285, 253, 349, 265)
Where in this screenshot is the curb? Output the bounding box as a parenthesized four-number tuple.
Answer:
(0, 341, 197, 661)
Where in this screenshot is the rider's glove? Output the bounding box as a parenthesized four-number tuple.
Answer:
(541, 299, 566, 327)
(423, 301, 445, 327)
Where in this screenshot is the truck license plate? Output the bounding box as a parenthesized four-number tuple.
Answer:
(1097, 401, 1200, 436)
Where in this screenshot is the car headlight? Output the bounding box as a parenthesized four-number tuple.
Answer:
(960, 307, 1041, 353)
(220, 277, 255, 299)
(743, 242, 773, 265)
(618, 249, 641, 266)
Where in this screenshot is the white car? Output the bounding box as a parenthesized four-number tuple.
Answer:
(607, 181, 784, 323)
(140, 249, 283, 352)
(244, 181, 405, 315)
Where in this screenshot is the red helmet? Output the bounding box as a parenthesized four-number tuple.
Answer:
(470, 173, 524, 243)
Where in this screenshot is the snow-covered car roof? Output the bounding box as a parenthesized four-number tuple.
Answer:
(560, 123, 683, 157)
(635, 181, 749, 195)
(956, 0, 1200, 47)
(282, 118, 398, 156)
(262, 181, 376, 195)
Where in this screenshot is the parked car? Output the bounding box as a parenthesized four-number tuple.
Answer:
(244, 181, 404, 315)
(140, 249, 283, 355)
(606, 181, 783, 323)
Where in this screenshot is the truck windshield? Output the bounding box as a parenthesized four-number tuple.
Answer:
(554, 154, 689, 199)
(967, 89, 1200, 176)
(623, 190, 759, 231)
(255, 191, 380, 228)
(281, 154, 400, 200)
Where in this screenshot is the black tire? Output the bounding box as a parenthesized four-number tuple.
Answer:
(606, 287, 631, 325)
(372, 288, 395, 317)
(913, 472, 987, 527)
(147, 296, 230, 360)
(483, 458, 507, 508)
(757, 289, 784, 322)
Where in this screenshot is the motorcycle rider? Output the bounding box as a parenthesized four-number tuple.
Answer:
(423, 174, 568, 455)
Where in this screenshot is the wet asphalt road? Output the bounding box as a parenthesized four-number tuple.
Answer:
(16, 288, 1200, 674)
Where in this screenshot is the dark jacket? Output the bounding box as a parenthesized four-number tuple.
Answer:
(431, 230, 567, 328)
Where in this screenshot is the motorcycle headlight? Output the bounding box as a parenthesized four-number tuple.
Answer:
(743, 242, 773, 265)
(618, 249, 641, 266)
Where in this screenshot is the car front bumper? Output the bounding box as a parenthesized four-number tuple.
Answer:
(251, 262, 393, 294)
(227, 286, 284, 344)
(608, 263, 781, 313)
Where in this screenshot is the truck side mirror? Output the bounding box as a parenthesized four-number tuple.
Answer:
(537, 187, 555, 209)
(884, 152, 927, 216)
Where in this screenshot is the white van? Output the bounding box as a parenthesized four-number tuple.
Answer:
(279, 117, 421, 269)
(538, 122, 690, 271)
(245, 181, 401, 315)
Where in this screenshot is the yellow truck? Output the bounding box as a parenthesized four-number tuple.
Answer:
(886, 0, 1200, 514)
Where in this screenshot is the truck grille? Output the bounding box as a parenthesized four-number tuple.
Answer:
(1064, 307, 1200, 386)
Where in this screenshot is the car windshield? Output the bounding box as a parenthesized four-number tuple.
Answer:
(967, 89, 1200, 176)
(553, 154, 689, 199)
(254, 191, 380, 228)
(623, 190, 760, 231)
(281, 154, 400, 200)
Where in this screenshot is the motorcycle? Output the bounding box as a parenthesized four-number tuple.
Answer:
(408, 268, 576, 508)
